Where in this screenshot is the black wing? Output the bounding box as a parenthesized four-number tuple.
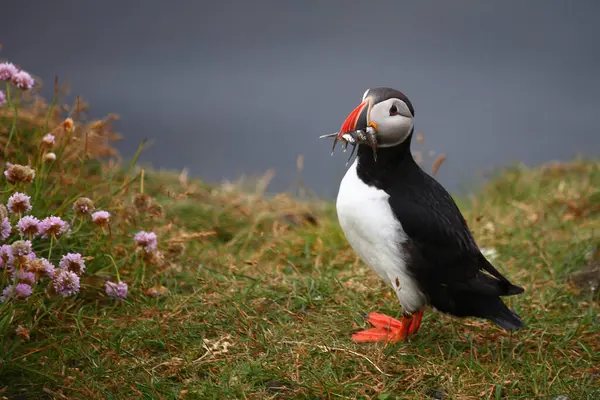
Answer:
(387, 170, 523, 298)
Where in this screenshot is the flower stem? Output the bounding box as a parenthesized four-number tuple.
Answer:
(48, 235, 54, 260)
(70, 217, 84, 235)
(106, 254, 121, 281)
(3, 84, 19, 159)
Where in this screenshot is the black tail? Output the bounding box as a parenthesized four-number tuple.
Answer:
(486, 299, 524, 331)
(503, 282, 525, 297)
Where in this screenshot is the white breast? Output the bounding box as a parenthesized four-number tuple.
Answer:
(335, 159, 426, 312)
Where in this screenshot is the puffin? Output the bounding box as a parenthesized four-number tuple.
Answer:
(329, 87, 525, 343)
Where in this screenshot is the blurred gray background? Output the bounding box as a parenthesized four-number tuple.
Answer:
(2, 0, 599, 198)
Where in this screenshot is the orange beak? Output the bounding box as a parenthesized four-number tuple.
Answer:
(336, 99, 369, 141)
(332, 99, 370, 153)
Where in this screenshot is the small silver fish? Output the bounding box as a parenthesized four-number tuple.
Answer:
(319, 127, 378, 163)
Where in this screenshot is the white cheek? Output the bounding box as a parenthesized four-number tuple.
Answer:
(377, 117, 413, 147)
(368, 99, 414, 147)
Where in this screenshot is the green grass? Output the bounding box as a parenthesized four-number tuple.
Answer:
(1, 159, 598, 400)
(0, 61, 598, 399)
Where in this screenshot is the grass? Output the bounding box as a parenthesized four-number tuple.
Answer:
(0, 60, 599, 400)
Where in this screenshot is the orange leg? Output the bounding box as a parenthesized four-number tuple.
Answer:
(351, 311, 419, 343)
(408, 310, 424, 334)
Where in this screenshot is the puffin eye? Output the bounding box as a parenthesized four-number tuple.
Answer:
(389, 104, 398, 115)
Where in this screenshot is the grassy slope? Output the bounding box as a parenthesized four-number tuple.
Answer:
(1, 160, 599, 400)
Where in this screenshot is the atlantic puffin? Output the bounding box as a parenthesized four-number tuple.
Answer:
(330, 87, 525, 342)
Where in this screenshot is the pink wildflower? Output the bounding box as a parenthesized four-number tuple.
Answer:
(39, 258, 56, 278)
(73, 197, 94, 216)
(134, 231, 157, 253)
(0, 244, 14, 268)
(42, 134, 55, 145)
(14, 283, 32, 298)
(12, 270, 36, 286)
(25, 256, 55, 279)
(11, 70, 35, 90)
(38, 216, 69, 239)
(1, 283, 33, 301)
(11, 240, 32, 258)
(0, 217, 11, 240)
(59, 253, 85, 275)
(91, 210, 110, 226)
(17, 216, 40, 237)
(4, 164, 35, 185)
(7, 192, 32, 214)
(105, 281, 128, 299)
(0, 90, 5, 107)
(0, 62, 18, 81)
(52, 270, 80, 297)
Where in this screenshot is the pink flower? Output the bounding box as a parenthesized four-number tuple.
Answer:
(42, 134, 55, 145)
(40, 258, 56, 278)
(12, 270, 36, 286)
(59, 253, 85, 275)
(7, 192, 32, 215)
(91, 210, 110, 226)
(14, 283, 32, 298)
(73, 197, 94, 216)
(1, 283, 33, 302)
(11, 70, 35, 90)
(134, 231, 157, 253)
(38, 216, 69, 239)
(0, 90, 5, 107)
(4, 164, 35, 185)
(0, 62, 18, 81)
(0, 217, 11, 240)
(52, 270, 80, 297)
(11, 240, 32, 258)
(17, 216, 40, 237)
(105, 281, 128, 299)
(0, 244, 14, 269)
(25, 256, 55, 279)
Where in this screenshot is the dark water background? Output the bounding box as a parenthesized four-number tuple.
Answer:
(2, 0, 599, 198)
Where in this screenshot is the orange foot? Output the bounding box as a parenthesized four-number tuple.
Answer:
(351, 310, 424, 343)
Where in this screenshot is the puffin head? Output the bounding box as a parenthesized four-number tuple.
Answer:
(337, 87, 415, 148)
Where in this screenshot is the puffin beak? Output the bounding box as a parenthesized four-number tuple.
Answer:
(331, 99, 371, 154)
(331, 98, 378, 159)
(337, 99, 369, 141)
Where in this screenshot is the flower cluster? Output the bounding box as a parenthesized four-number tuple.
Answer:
(0, 62, 34, 89)
(0, 174, 126, 302)
(0, 168, 86, 301)
(0, 240, 58, 302)
(7, 192, 32, 215)
(105, 280, 128, 299)
(92, 211, 110, 227)
(134, 231, 158, 253)
(0, 61, 35, 109)
(4, 164, 35, 185)
(59, 253, 86, 275)
(0, 59, 170, 311)
(38, 216, 69, 239)
(73, 197, 94, 216)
